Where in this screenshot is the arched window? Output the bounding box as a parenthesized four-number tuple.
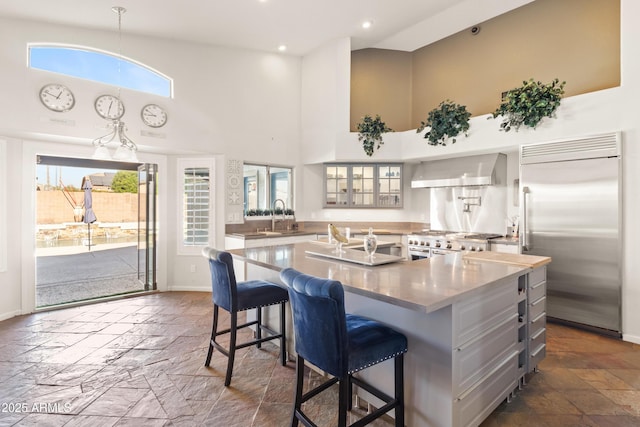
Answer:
(29, 44, 172, 98)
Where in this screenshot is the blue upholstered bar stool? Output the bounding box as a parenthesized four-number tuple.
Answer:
(280, 268, 408, 427)
(202, 248, 289, 387)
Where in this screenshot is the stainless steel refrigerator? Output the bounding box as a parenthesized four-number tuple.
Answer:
(520, 133, 621, 335)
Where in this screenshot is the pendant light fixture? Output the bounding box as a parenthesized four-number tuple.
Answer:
(92, 6, 138, 162)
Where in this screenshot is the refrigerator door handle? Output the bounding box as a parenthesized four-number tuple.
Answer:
(522, 186, 530, 251)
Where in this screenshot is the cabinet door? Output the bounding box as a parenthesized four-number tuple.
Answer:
(377, 165, 403, 207)
(351, 165, 375, 207)
(324, 163, 403, 208)
(325, 165, 349, 206)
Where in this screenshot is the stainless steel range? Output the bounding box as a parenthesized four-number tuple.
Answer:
(407, 232, 502, 260)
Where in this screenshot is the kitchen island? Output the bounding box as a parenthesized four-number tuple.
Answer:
(228, 242, 550, 427)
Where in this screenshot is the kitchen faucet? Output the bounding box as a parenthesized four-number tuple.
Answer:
(272, 199, 286, 232)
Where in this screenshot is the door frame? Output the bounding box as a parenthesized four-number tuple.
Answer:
(21, 139, 167, 314)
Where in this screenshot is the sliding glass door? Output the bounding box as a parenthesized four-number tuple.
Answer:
(138, 163, 157, 290)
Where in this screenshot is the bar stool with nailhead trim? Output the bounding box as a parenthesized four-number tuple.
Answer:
(281, 267, 407, 427)
(203, 248, 289, 387)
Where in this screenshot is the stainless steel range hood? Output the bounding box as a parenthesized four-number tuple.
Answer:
(411, 153, 506, 188)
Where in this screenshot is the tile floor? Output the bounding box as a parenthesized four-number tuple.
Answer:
(0, 291, 638, 426)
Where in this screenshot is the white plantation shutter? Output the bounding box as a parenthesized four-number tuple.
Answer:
(178, 158, 215, 254)
(183, 167, 210, 246)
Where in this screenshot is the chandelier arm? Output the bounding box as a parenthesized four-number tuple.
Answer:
(92, 122, 117, 147)
(115, 121, 138, 151)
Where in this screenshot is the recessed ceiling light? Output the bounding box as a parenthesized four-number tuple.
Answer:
(362, 21, 372, 29)
(278, 45, 287, 52)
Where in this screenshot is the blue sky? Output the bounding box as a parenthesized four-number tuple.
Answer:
(30, 46, 171, 97)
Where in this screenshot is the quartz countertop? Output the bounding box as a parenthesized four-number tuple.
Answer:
(226, 230, 317, 240)
(228, 242, 544, 314)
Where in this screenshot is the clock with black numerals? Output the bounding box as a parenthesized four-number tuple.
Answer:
(141, 104, 168, 128)
(39, 84, 75, 112)
(94, 94, 125, 120)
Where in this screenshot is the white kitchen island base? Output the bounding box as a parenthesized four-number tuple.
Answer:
(231, 242, 550, 427)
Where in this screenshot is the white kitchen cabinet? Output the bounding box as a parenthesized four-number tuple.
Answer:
(452, 276, 519, 427)
(324, 163, 403, 208)
(526, 266, 547, 374)
(450, 265, 547, 426)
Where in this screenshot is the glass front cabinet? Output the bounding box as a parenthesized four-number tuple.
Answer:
(324, 163, 403, 208)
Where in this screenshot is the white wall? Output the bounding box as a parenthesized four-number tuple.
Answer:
(0, 16, 303, 316)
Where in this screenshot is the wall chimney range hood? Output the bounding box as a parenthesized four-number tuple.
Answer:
(411, 153, 506, 188)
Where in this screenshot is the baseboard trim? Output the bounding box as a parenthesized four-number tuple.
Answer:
(0, 309, 23, 322)
(622, 333, 640, 345)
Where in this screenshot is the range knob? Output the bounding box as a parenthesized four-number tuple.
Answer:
(446, 243, 452, 249)
(460, 245, 466, 250)
(435, 242, 441, 248)
(469, 246, 476, 251)
(425, 241, 430, 246)
(477, 247, 484, 252)
(420, 241, 426, 246)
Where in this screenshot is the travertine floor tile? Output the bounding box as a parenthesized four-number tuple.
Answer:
(0, 292, 639, 426)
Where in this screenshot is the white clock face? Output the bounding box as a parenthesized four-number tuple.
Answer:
(95, 94, 125, 120)
(39, 84, 75, 112)
(141, 104, 167, 128)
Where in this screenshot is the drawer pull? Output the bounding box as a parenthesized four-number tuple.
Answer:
(530, 312, 545, 324)
(530, 280, 546, 290)
(530, 327, 545, 340)
(530, 344, 545, 358)
(529, 296, 545, 307)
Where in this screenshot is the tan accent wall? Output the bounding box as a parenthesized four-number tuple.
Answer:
(350, 0, 620, 132)
(350, 49, 412, 132)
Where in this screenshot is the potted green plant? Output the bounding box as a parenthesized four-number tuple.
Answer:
(490, 78, 566, 132)
(357, 114, 393, 157)
(416, 100, 471, 146)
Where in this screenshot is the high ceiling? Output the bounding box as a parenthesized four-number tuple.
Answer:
(0, 0, 532, 56)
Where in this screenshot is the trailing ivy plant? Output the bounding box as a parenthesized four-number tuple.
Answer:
(490, 78, 566, 132)
(357, 114, 393, 157)
(416, 100, 471, 146)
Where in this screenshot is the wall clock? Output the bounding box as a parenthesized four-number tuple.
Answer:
(141, 104, 168, 128)
(39, 84, 75, 112)
(94, 94, 125, 120)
